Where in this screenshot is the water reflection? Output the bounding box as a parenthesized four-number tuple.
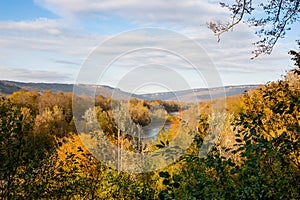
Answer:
(142, 111, 179, 139)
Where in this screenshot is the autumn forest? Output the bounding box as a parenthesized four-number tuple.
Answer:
(0, 49, 299, 199)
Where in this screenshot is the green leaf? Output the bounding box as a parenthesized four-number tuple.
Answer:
(173, 174, 182, 182)
(173, 182, 180, 188)
(163, 179, 170, 185)
(159, 171, 170, 178)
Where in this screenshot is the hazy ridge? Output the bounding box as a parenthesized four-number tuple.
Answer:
(0, 80, 258, 101)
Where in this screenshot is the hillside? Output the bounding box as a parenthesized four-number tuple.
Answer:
(139, 85, 259, 101)
(0, 80, 258, 101)
(0, 80, 132, 99)
(0, 81, 22, 96)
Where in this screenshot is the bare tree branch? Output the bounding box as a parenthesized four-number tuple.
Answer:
(275, 0, 284, 23)
(208, 0, 300, 58)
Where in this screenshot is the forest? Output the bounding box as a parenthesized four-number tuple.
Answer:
(0, 52, 299, 199)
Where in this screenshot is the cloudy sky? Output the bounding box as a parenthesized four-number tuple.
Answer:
(0, 0, 299, 93)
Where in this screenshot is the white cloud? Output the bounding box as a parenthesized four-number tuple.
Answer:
(34, 0, 229, 26)
(0, 19, 103, 83)
(0, 21, 292, 87)
(0, 0, 296, 90)
(0, 66, 72, 82)
(0, 18, 64, 35)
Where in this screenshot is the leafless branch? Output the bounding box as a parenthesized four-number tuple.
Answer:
(208, 0, 300, 58)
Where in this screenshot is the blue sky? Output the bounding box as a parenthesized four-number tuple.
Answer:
(0, 0, 299, 93)
(0, 0, 57, 20)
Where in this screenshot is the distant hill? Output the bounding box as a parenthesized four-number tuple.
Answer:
(138, 85, 259, 102)
(0, 80, 132, 99)
(0, 81, 22, 96)
(0, 80, 258, 101)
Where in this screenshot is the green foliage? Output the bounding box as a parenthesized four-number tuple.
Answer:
(0, 97, 57, 199)
(158, 171, 182, 200)
(155, 55, 300, 199)
(230, 72, 300, 199)
(1, 55, 299, 199)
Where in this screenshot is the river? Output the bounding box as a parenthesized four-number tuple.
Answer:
(142, 111, 179, 139)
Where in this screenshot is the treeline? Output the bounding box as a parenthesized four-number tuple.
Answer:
(159, 68, 300, 199)
(0, 89, 182, 199)
(0, 56, 300, 199)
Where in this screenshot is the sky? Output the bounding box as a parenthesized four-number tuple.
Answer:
(0, 0, 299, 94)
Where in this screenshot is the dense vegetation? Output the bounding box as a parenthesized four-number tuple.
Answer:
(0, 54, 299, 199)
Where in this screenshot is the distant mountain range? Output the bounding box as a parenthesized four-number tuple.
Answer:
(0, 80, 259, 101)
(138, 85, 259, 101)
